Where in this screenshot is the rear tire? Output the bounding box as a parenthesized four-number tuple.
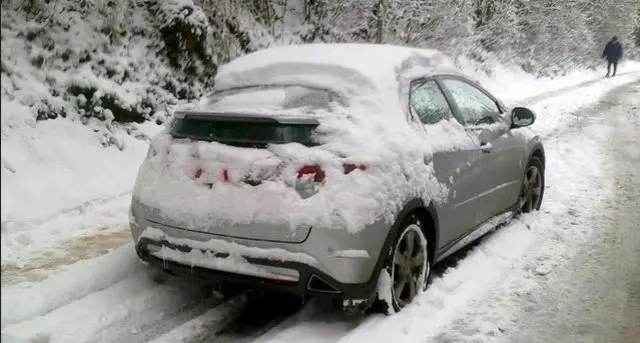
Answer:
(150, 267, 175, 284)
(376, 215, 431, 315)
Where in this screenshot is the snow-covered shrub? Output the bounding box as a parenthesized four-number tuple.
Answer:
(149, 0, 215, 78)
(1, 0, 223, 148)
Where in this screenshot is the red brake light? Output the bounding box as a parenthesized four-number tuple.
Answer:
(222, 169, 229, 182)
(343, 164, 367, 174)
(297, 165, 326, 182)
(194, 168, 203, 179)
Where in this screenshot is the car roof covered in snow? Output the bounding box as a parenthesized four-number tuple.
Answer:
(214, 43, 461, 96)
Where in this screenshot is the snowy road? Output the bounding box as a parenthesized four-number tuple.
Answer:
(493, 82, 640, 343)
(2, 73, 640, 343)
(431, 81, 640, 343)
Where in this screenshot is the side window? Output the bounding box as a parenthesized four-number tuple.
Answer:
(441, 78, 501, 125)
(409, 80, 455, 125)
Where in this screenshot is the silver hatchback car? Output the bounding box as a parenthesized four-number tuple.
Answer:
(129, 43, 545, 314)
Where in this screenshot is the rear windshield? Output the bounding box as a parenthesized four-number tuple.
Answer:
(169, 117, 318, 147)
(204, 85, 344, 113)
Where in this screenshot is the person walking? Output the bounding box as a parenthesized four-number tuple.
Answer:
(602, 36, 623, 77)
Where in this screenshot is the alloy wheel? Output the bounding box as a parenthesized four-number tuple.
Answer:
(519, 165, 543, 212)
(390, 224, 429, 307)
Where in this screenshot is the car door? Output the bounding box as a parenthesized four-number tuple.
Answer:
(437, 76, 523, 221)
(408, 79, 485, 247)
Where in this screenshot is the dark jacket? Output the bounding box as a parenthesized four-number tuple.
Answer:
(602, 41, 623, 61)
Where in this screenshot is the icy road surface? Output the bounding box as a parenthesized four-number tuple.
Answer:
(2, 73, 640, 343)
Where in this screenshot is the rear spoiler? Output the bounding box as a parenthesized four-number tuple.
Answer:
(174, 111, 320, 125)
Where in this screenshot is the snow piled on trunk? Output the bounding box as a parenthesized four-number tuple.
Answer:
(135, 98, 451, 234)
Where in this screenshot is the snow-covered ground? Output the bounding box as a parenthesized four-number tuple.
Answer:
(2, 61, 640, 343)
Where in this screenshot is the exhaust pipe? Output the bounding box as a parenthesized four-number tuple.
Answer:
(306, 274, 341, 294)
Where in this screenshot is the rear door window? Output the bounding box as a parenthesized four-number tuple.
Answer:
(409, 80, 455, 125)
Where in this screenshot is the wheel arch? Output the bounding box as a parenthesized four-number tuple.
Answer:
(382, 198, 440, 265)
(529, 142, 546, 168)
(363, 197, 441, 305)
(405, 200, 439, 264)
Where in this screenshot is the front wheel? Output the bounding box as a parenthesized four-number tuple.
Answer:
(518, 156, 545, 213)
(376, 216, 430, 315)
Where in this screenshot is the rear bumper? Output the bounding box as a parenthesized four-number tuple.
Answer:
(136, 236, 375, 300)
(129, 204, 392, 301)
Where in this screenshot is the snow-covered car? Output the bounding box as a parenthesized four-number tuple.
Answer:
(128, 43, 545, 314)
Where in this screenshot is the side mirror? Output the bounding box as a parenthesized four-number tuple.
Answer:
(511, 107, 536, 129)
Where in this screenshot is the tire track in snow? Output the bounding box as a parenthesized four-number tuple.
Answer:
(1, 268, 235, 343)
(202, 294, 307, 343)
(1, 244, 141, 328)
(146, 295, 248, 343)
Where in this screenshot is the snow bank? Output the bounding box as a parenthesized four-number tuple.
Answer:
(1, 244, 141, 328)
(0, 0, 189, 223)
(0, 103, 155, 222)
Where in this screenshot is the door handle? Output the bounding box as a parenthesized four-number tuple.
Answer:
(480, 142, 493, 153)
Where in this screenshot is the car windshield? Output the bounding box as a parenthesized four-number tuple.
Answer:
(204, 85, 344, 113)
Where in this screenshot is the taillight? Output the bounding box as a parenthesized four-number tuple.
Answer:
(343, 164, 367, 174)
(296, 165, 326, 199)
(193, 168, 229, 182)
(297, 165, 326, 182)
(194, 167, 204, 179)
(295, 163, 367, 199)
